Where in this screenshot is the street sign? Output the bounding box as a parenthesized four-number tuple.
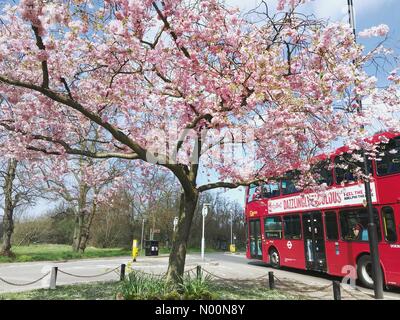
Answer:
(202, 206, 208, 217)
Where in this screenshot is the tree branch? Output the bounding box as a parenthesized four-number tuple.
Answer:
(0, 75, 148, 160)
(32, 25, 49, 89)
(152, 2, 191, 59)
(198, 179, 263, 192)
(175, 113, 212, 152)
(0, 122, 140, 160)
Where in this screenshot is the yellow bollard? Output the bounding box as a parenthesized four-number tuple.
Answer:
(229, 244, 236, 253)
(132, 239, 139, 262)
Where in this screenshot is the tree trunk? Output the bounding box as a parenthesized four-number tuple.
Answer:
(1, 159, 18, 257)
(72, 183, 89, 253)
(72, 211, 84, 253)
(166, 190, 198, 284)
(78, 200, 97, 252)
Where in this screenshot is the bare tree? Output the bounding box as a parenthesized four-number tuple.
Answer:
(0, 159, 41, 256)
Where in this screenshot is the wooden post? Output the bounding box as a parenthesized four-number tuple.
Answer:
(49, 267, 58, 290)
(120, 264, 126, 281)
(196, 265, 202, 280)
(268, 271, 275, 289)
(333, 281, 341, 300)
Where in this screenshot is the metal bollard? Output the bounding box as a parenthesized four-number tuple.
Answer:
(268, 271, 275, 290)
(196, 265, 202, 280)
(132, 240, 139, 262)
(49, 267, 58, 290)
(120, 264, 126, 281)
(333, 280, 341, 300)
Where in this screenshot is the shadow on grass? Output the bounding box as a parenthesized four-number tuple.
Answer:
(211, 279, 307, 300)
(0, 281, 118, 300)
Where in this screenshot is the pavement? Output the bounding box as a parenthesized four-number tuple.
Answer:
(0, 252, 399, 300)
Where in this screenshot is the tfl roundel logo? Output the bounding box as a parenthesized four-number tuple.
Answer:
(287, 241, 293, 249)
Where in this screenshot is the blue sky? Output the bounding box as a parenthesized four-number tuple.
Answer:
(217, 0, 400, 207)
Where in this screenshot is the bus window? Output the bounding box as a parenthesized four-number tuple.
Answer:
(334, 152, 372, 185)
(382, 206, 397, 242)
(311, 160, 333, 186)
(376, 137, 400, 176)
(264, 216, 283, 239)
(262, 182, 280, 198)
(281, 171, 301, 195)
(324, 211, 338, 241)
(339, 208, 382, 242)
(247, 183, 261, 202)
(283, 215, 302, 240)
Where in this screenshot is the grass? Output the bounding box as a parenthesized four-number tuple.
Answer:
(0, 244, 231, 264)
(0, 281, 118, 300)
(0, 244, 131, 263)
(213, 280, 306, 300)
(0, 278, 304, 300)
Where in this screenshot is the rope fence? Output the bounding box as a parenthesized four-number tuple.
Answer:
(272, 273, 333, 293)
(57, 267, 120, 279)
(341, 284, 374, 299)
(199, 267, 375, 300)
(0, 272, 50, 287)
(0, 263, 379, 300)
(130, 269, 166, 278)
(201, 268, 269, 282)
(0, 264, 125, 289)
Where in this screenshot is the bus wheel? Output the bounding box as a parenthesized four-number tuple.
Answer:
(269, 249, 280, 268)
(357, 255, 375, 289)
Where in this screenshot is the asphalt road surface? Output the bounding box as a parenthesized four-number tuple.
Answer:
(0, 252, 399, 299)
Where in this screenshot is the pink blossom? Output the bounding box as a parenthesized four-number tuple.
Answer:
(36, 50, 49, 62)
(277, 0, 309, 10)
(108, 19, 124, 34)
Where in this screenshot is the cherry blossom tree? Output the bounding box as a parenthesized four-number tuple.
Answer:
(0, 0, 390, 282)
(39, 154, 129, 253)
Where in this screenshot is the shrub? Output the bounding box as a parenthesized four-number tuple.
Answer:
(117, 270, 215, 300)
(179, 273, 215, 300)
(118, 271, 170, 300)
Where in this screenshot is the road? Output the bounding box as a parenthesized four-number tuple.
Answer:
(1, 252, 399, 300)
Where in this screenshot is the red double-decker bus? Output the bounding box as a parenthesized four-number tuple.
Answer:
(245, 132, 400, 288)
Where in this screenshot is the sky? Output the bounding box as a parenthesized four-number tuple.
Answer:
(213, 0, 400, 208)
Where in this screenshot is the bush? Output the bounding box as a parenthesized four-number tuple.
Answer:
(118, 271, 170, 300)
(179, 273, 214, 300)
(117, 270, 215, 300)
(12, 207, 75, 246)
(12, 218, 53, 246)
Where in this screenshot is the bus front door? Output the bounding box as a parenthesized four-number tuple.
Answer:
(249, 219, 262, 259)
(302, 212, 327, 271)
